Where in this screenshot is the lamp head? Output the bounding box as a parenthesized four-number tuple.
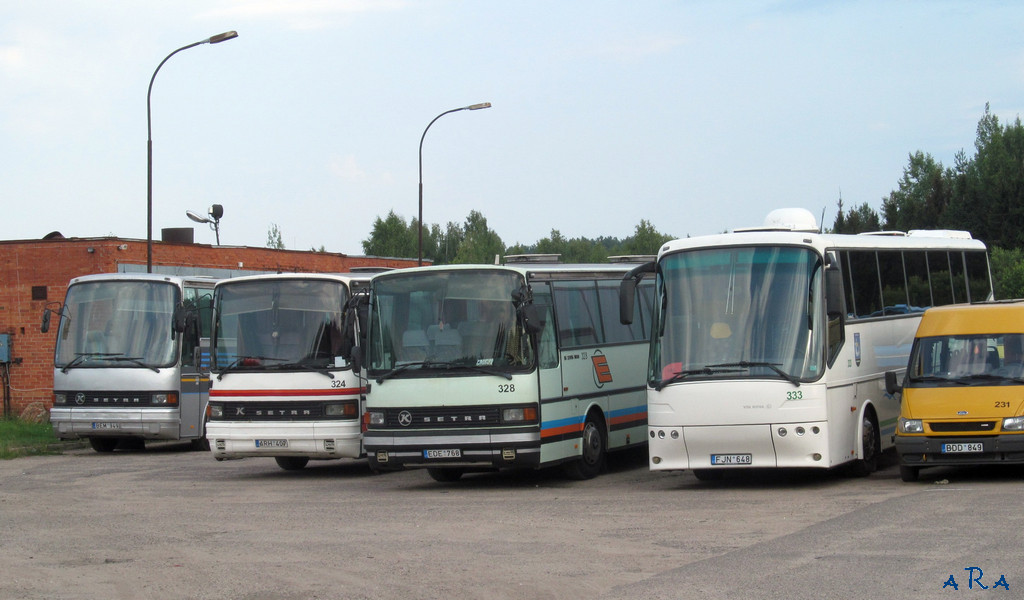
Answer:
(207, 31, 238, 44)
(186, 210, 210, 224)
(467, 102, 492, 110)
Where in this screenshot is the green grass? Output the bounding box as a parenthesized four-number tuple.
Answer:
(0, 418, 63, 459)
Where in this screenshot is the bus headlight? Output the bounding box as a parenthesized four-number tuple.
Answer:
(1002, 416, 1024, 431)
(502, 407, 537, 423)
(209, 404, 224, 419)
(53, 393, 66, 405)
(368, 411, 385, 426)
(152, 392, 178, 406)
(325, 402, 357, 418)
(898, 417, 923, 434)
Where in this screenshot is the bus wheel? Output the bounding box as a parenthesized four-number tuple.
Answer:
(847, 412, 880, 477)
(563, 412, 607, 480)
(89, 437, 119, 453)
(427, 468, 464, 482)
(190, 437, 210, 451)
(275, 456, 309, 471)
(899, 465, 920, 482)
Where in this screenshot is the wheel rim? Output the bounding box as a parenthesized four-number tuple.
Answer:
(581, 421, 603, 466)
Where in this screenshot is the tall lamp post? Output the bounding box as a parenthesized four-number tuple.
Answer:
(147, 31, 238, 273)
(418, 102, 492, 266)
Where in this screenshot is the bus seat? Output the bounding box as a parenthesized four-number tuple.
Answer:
(402, 330, 429, 361)
(433, 328, 462, 360)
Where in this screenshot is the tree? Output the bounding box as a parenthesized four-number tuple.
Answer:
(266, 223, 285, 249)
(881, 151, 950, 231)
(619, 219, 673, 255)
(361, 210, 417, 259)
(452, 210, 504, 264)
(830, 199, 881, 234)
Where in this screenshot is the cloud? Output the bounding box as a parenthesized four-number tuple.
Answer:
(198, 0, 409, 29)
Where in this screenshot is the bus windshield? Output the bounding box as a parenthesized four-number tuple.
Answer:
(213, 279, 350, 371)
(56, 280, 179, 369)
(654, 246, 825, 387)
(368, 270, 534, 376)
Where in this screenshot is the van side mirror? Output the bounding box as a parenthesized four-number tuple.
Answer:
(885, 371, 902, 396)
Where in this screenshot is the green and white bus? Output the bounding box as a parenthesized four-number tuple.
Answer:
(362, 257, 654, 481)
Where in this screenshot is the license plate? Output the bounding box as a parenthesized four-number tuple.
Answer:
(424, 449, 461, 459)
(255, 439, 288, 448)
(941, 442, 983, 453)
(711, 453, 752, 465)
(91, 422, 122, 430)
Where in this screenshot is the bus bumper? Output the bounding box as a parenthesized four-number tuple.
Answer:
(896, 435, 1024, 467)
(49, 407, 181, 440)
(364, 429, 541, 471)
(648, 422, 832, 471)
(206, 421, 363, 460)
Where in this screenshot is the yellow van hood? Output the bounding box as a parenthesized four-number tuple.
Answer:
(903, 386, 1024, 420)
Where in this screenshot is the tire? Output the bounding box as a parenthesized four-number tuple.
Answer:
(899, 465, 920, 482)
(274, 456, 309, 471)
(563, 412, 607, 480)
(88, 437, 119, 453)
(692, 469, 725, 482)
(846, 412, 880, 477)
(190, 437, 210, 451)
(427, 468, 464, 482)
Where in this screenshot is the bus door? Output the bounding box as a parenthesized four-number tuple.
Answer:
(178, 286, 213, 440)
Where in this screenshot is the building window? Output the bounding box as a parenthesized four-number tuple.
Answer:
(31, 286, 47, 301)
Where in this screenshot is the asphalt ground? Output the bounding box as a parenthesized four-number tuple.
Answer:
(1, 444, 1021, 600)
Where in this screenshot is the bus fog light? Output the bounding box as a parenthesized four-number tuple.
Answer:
(652, 456, 661, 464)
(1003, 416, 1024, 431)
(812, 453, 822, 461)
(812, 426, 820, 434)
(778, 427, 788, 437)
(658, 430, 666, 439)
(670, 430, 680, 439)
(795, 427, 805, 436)
(649, 430, 655, 438)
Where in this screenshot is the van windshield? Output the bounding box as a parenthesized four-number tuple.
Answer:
(907, 333, 1024, 386)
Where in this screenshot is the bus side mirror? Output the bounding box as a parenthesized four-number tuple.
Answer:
(41, 308, 51, 333)
(350, 345, 363, 373)
(885, 371, 902, 396)
(620, 261, 655, 325)
(172, 304, 190, 334)
(521, 305, 546, 335)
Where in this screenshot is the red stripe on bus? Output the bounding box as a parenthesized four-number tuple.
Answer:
(609, 412, 647, 426)
(541, 423, 584, 439)
(210, 388, 365, 397)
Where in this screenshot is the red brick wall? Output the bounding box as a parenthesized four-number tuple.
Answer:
(0, 237, 418, 417)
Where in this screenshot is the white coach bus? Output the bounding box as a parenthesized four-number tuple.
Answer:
(46, 273, 216, 452)
(619, 208, 991, 479)
(361, 257, 654, 481)
(206, 273, 370, 470)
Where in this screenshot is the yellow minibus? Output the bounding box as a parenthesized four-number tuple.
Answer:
(886, 301, 1024, 482)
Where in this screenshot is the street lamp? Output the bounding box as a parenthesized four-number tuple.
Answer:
(418, 102, 492, 266)
(186, 204, 224, 245)
(147, 31, 238, 272)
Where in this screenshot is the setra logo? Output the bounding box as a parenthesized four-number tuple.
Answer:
(592, 351, 613, 387)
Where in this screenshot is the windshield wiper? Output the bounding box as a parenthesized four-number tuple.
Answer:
(375, 359, 514, 383)
(105, 356, 160, 373)
(215, 356, 288, 380)
(908, 375, 970, 386)
(275, 361, 334, 379)
(706, 361, 802, 387)
(60, 352, 123, 373)
(654, 366, 746, 391)
(955, 373, 1024, 385)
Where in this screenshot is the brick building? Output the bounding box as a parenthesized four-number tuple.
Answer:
(0, 233, 418, 418)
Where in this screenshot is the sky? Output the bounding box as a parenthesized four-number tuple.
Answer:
(2, 1, 1022, 256)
